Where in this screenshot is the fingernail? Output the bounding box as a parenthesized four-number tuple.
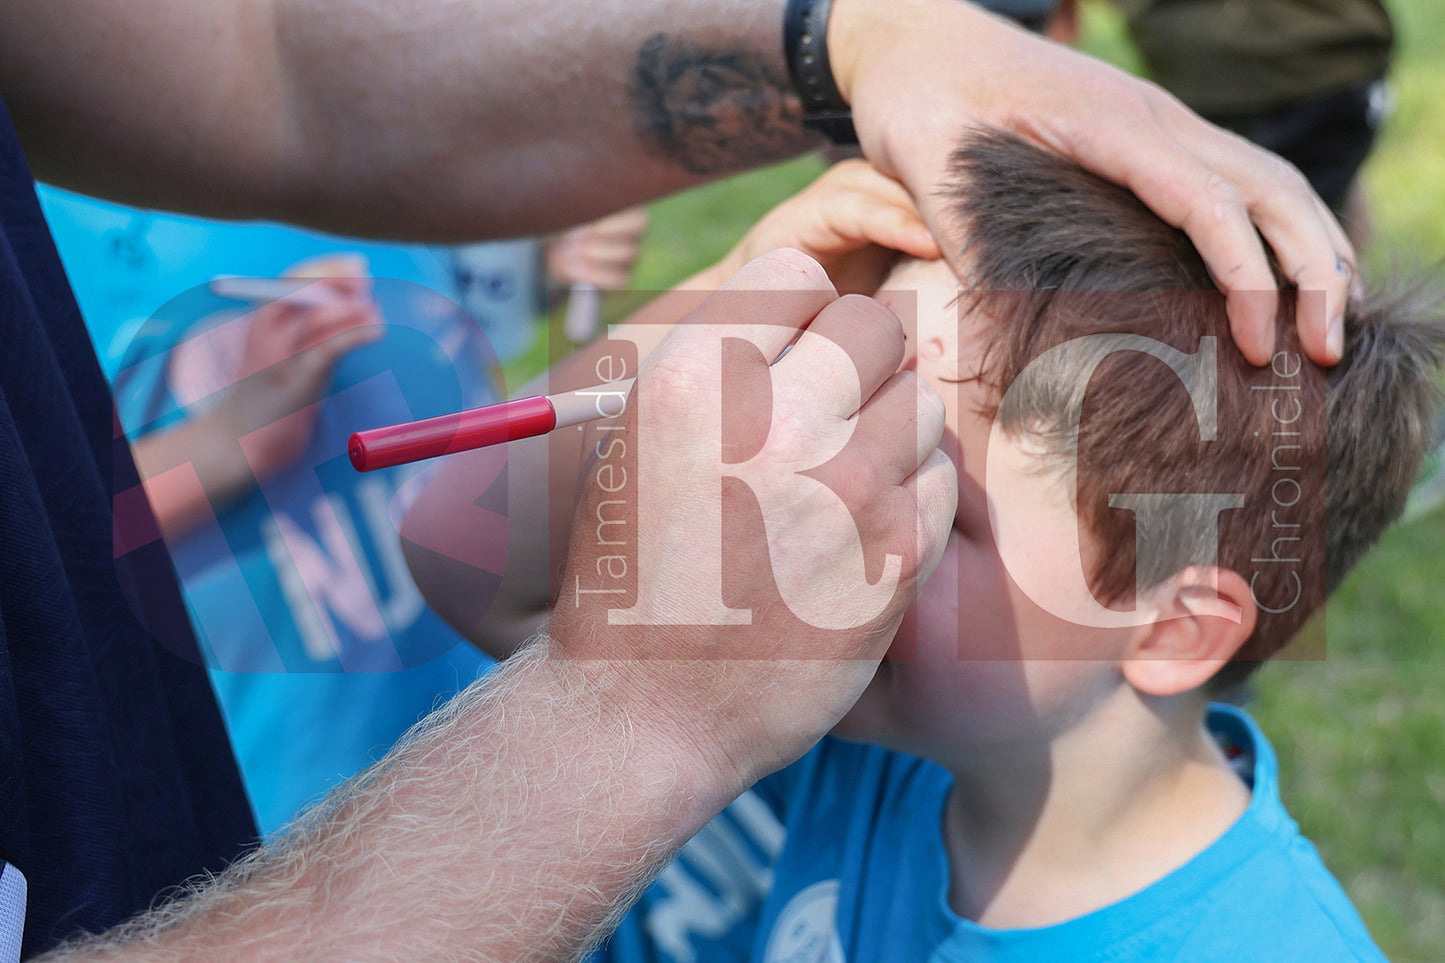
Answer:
(1326, 313, 1345, 362)
(1257, 306, 1276, 363)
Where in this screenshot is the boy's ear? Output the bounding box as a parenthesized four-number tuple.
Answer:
(1122, 567, 1258, 697)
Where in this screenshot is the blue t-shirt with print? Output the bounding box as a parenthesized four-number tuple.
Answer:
(39, 186, 513, 835)
(600, 705, 1386, 962)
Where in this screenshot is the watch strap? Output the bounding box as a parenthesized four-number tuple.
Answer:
(784, 0, 859, 145)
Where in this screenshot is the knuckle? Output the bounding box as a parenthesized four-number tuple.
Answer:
(754, 247, 831, 289)
(1269, 156, 1312, 197)
(1178, 172, 1246, 236)
(832, 452, 883, 510)
(835, 294, 905, 351)
(776, 400, 835, 453)
(645, 350, 714, 402)
(1115, 85, 1158, 125)
(1081, 71, 1160, 132)
(1203, 170, 1244, 207)
(912, 373, 947, 430)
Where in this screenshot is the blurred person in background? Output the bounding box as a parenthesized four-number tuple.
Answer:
(40, 185, 646, 835)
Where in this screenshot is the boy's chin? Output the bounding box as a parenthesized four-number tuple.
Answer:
(883, 606, 927, 662)
(827, 661, 894, 745)
(827, 715, 889, 748)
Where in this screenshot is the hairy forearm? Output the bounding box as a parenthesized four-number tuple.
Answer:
(37, 640, 727, 962)
(5, 0, 819, 239)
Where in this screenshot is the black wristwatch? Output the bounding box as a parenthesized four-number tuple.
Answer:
(784, 0, 859, 145)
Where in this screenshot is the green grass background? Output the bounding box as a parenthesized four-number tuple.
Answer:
(522, 2, 1445, 957)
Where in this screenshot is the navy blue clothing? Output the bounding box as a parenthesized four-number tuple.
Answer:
(0, 96, 256, 955)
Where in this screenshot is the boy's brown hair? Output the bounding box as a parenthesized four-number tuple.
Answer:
(942, 129, 1445, 689)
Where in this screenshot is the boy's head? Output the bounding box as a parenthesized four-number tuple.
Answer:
(845, 130, 1443, 750)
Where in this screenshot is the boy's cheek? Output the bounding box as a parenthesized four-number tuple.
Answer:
(920, 523, 1055, 665)
(888, 528, 961, 662)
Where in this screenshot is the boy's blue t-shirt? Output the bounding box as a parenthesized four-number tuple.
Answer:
(38, 186, 508, 835)
(601, 704, 1385, 962)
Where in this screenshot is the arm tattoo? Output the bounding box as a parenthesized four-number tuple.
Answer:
(631, 33, 819, 176)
